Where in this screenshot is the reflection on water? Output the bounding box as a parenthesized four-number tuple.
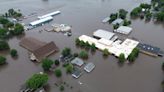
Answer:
(0, 0, 164, 92)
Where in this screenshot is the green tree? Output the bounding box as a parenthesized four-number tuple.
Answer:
(90, 43, 96, 52)
(123, 19, 131, 26)
(0, 56, 6, 65)
(145, 11, 152, 20)
(41, 58, 53, 71)
(66, 64, 73, 74)
(119, 53, 125, 63)
(119, 9, 128, 19)
(128, 53, 135, 62)
(79, 50, 88, 59)
(132, 48, 140, 57)
(73, 53, 79, 57)
(130, 7, 142, 17)
(103, 48, 110, 56)
(10, 49, 17, 57)
(11, 23, 24, 35)
(54, 69, 62, 78)
(79, 40, 85, 47)
(85, 41, 90, 50)
(54, 59, 60, 66)
(140, 3, 151, 9)
(26, 73, 48, 90)
(62, 47, 71, 57)
(113, 23, 119, 29)
(155, 12, 164, 21)
(75, 38, 80, 46)
(60, 85, 64, 91)
(0, 28, 8, 38)
(109, 13, 118, 23)
(0, 40, 10, 50)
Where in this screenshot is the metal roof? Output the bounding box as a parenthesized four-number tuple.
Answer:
(84, 62, 95, 73)
(93, 29, 115, 40)
(115, 26, 132, 35)
(38, 11, 61, 19)
(30, 16, 53, 26)
(71, 58, 84, 66)
(112, 18, 123, 25)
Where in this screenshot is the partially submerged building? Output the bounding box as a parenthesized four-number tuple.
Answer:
(38, 11, 61, 19)
(102, 17, 110, 23)
(79, 35, 139, 59)
(112, 18, 123, 25)
(84, 62, 95, 73)
(29, 16, 53, 27)
(72, 67, 82, 79)
(19, 37, 58, 62)
(93, 29, 115, 40)
(71, 58, 84, 67)
(114, 26, 132, 35)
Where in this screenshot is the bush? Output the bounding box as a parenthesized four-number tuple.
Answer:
(26, 73, 48, 90)
(11, 23, 24, 35)
(84, 41, 90, 50)
(62, 47, 71, 57)
(0, 40, 10, 50)
(119, 53, 125, 63)
(10, 49, 17, 57)
(54, 59, 60, 66)
(41, 58, 54, 71)
(79, 50, 88, 59)
(75, 38, 80, 46)
(109, 13, 118, 23)
(0, 56, 6, 65)
(54, 69, 62, 78)
(103, 49, 110, 56)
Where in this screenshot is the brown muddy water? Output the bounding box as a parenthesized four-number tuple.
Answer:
(0, 0, 164, 92)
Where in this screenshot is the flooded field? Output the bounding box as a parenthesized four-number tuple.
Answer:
(0, 0, 164, 92)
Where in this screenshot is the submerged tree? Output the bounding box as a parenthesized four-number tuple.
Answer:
(119, 53, 125, 63)
(41, 58, 53, 71)
(0, 56, 6, 65)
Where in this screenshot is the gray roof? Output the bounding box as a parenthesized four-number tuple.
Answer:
(93, 29, 115, 40)
(71, 58, 84, 66)
(84, 62, 95, 73)
(115, 26, 132, 35)
(112, 18, 123, 25)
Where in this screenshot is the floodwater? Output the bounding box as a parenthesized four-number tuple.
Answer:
(0, 0, 164, 92)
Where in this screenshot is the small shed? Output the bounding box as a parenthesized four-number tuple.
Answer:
(84, 62, 95, 73)
(71, 57, 84, 67)
(112, 18, 123, 25)
(114, 26, 132, 35)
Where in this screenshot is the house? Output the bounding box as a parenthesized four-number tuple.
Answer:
(19, 37, 58, 62)
(72, 67, 82, 79)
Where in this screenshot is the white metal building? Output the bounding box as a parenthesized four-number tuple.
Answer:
(29, 16, 53, 27)
(84, 62, 95, 73)
(114, 26, 132, 35)
(93, 29, 115, 40)
(38, 11, 61, 19)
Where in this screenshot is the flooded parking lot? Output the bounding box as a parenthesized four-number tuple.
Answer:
(0, 0, 164, 92)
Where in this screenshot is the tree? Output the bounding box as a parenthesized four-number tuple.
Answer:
(79, 40, 85, 47)
(11, 23, 24, 35)
(62, 47, 71, 57)
(54, 59, 60, 66)
(113, 23, 119, 29)
(8, 8, 15, 16)
(41, 58, 53, 71)
(66, 64, 73, 74)
(10, 49, 17, 57)
(0, 28, 8, 38)
(0, 40, 10, 50)
(26, 73, 48, 90)
(119, 53, 125, 63)
(109, 13, 118, 23)
(103, 49, 110, 56)
(155, 12, 164, 21)
(119, 9, 128, 19)
(60, 85, 64, 91)
(0, 56, 6, 65)
(130, 7, 142, 17)
(123, 19, 131, 26)
(162, 62, 164, 71)
(84, 41, 90, 50)
(128, 53, 135, 62)
(73, 53, 79, 57)
(54, 69, 62, 78)
(79, 50, 88, 59)
(132, 48, 140, 57)
(75, 38, 80, 46)
(145, 11, 152, 20)
(90, 43, 96, 52)
(140, 3, 151, 9)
